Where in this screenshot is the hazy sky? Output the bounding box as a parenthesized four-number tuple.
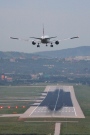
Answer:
(0, 0, 90, 53)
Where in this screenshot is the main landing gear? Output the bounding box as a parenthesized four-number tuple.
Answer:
(37, 43, 40, 47)
(50, 43, 53, 47)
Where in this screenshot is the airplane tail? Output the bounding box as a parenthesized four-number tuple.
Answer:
(43, 24, 44, 37)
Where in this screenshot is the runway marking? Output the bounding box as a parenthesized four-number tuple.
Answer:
(29, 105, 39, 116)
(73, 107, 77, 116)
(54, 89, 60, 111)
(29, 89, 50, 117)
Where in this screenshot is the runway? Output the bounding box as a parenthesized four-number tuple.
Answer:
(29, 106, 76, 117)
(0, 85, 84, 118)
(20, 85, 84, 118)
(29, 88, 76, 117)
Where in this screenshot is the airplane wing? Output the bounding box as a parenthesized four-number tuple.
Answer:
(70, 36, 79, 39)
(10, 37, 41, 44)
(30, 37, 42, 40)
(10, 37, 19, 40)
(30, 36, 57, 40)
(47, 36, 57, 39)
(58, 36, 79, 42)
(10, 37, 30, 42)
(50, 36, 79, 45)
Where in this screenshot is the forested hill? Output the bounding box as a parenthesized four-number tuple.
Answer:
(0, 46, 90, 59)
(35, 46, 90, 58)
(0, 51, 37, 59)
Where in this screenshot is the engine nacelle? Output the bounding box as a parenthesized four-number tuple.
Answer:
(32, 41, 36, 45)
(55, 40, 59, 45)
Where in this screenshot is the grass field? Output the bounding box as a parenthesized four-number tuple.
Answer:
(0, 86, 45, 114)
(74, 85, 90, 116)
(0, 118, 55, 134)
(0, 85, 90, 134)
(60, 85, 90, 134)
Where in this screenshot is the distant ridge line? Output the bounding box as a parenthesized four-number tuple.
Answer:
(34, 46, 90, 58)
(0, 46, 90, 58)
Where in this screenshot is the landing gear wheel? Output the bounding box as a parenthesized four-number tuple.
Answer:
(50, 44, 53, 47)
(46, 44, 48, 46)
(37, 44, 40, 47)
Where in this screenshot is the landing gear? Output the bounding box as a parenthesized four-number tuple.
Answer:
(50, 44, 53, 47)
(37, 43, 40, 47)
(46, 44, 48, 46)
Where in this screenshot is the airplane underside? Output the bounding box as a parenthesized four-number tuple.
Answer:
(37, 43, 54, 47)
(36, 40, 54, 47)
(35, 38, 55, 47)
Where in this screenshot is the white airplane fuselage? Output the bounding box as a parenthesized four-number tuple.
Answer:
(41, 35, 50, 44)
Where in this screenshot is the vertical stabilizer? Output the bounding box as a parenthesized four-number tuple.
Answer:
(43, 24, 44, 37)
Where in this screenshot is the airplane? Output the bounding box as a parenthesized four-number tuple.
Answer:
(10, 25, 79, 47)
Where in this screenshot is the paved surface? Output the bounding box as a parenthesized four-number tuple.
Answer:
(40, 89, 73, 110)
(20, 85, 85, 118)
(0, 85, 85, 118)
(29, 88, 75, 117)
(54, 123, 61, 135)
(0, 114, 21, 117)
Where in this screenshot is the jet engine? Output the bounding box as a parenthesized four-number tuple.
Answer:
(32, 41, 36, 45)
(55, 40, 59, 45)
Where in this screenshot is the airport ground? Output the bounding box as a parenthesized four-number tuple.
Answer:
(0, 84, 90, 134)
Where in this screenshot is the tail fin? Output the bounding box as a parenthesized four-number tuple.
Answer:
(43, 24, 44, 37)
